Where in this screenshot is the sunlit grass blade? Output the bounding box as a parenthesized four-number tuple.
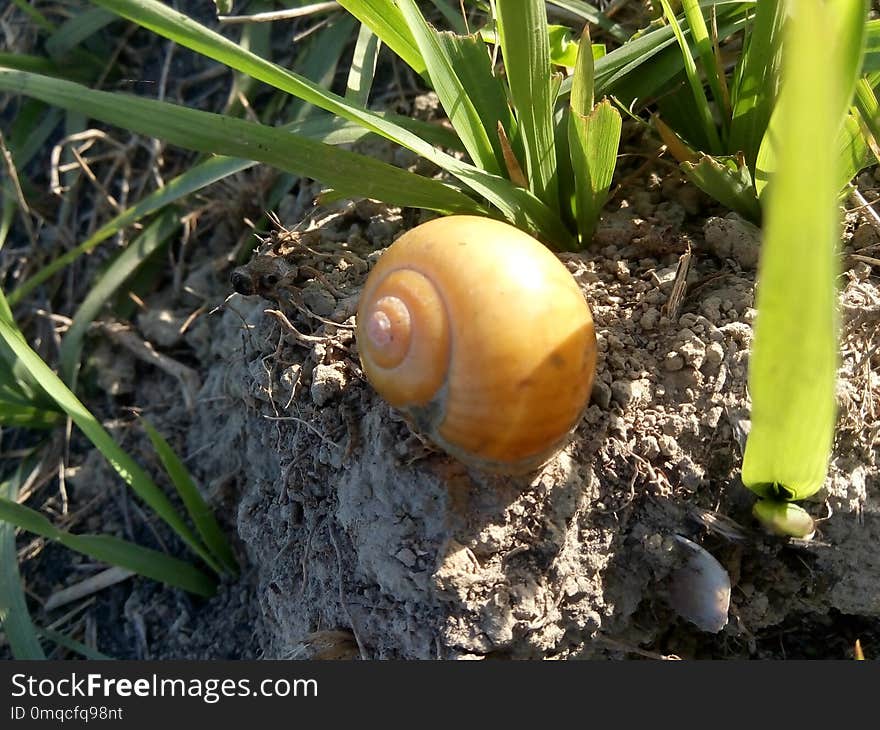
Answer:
(728, 0, 783, 170)
(345, 23, 380, 105)
(0, 289, 221, 574)
(657, 0, 723, 155)
(545, 0, 629, 43)
(0, 497, 215, 596)
(84, 0, 571, 244)
(141, 419, 238, 575)
(680, 0, 729, 133)
(0, 463, 46, 659)
(853, 74, 880, 163)
(434, 31, 517, 173)
(336, 0, 426, 77)
(0, 68, 483, 218)
(681, 154, 760, 221)
(742, 0, 868, 502)
(6, 114, 385, 308)
(58, 209, 180, 384)
(396, 0, 501, 175)
(495, 0, 559, 207)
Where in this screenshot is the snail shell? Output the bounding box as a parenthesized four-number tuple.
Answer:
(356, 215, 597, 474)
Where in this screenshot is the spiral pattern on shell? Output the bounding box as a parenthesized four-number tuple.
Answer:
(356, 215, 597, 474)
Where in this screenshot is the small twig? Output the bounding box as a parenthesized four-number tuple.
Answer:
(218, 1, 339, 24)
(45, 567, 135, 612)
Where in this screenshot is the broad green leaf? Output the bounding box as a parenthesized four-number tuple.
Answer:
(0, 288, 221, 573)
(495, 0, 559, 207)
(396, 0, 501, 175)
(58, 210, 180, 384)
(0, 497, 215, 597)
(0, 464, 46, 659)
(141, 419, 238, 575)
(854, 76, 880, 162)
(742, 0, 868, 501)
(728, 0, 784, 170)
(568, 99, 621, 242)
(548, 26, 579, 68)
(681, 154, 760, 221)
(83, 0, 572, 245)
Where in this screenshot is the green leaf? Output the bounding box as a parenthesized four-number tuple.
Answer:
(657, 0, 723, 155)
(0, 288, 220, 573)
(62, 0, 572, 242)
(681, 153, 760, 221)
(568, 99, 621, 243)
(434, 30, 517, 176)
(495, 0, 559, 207)
(0, 68, 482, 219)
(45, 8, 117, 61)
(742, 0, 868, 501)
(7, 114, 382, 308)
(680, 0, 729, 135)
(728, 0, 784, 170)
(0, 497, 215, 597)
(545, 0, 630, 43)
(345, 23, 381, 105)
(336, 0, 426, 76)
(0, 464, 46, 659)
(396, 0, 501, 175)
(37, 628, 113, 660)
(141, 419, 238, 575)
(58, 209, 179, 385)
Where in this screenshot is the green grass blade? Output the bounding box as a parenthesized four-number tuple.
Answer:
(728, 0, 783, 170)
(0, 68, 482, 218)
(657, 0, 723, 154)
(141, 419, 238, 575)
(680, 0, 729, 135)
(742, 0, 868, 501)
(545, 0, 629, 43)
(7, 114, 382, 308)
(45, 8, 117, 60)
(345, 23, 381, 105)
(0, 497, 215, 597)
(58, 210, 180, 384)
(434, 30, 516, 175)
(10, 0, 55, 32)
(495, 0, 559, 207)
(570, 26, 595, 114)
(0, 465, 46, 659)
(681, 154, 760, 220)
(396, 0, 501, 175)
(336, 0, 426, 76)
(37, 628, 113, 660)
(0, 289, 220, 573)
(81, 0, 570, 242)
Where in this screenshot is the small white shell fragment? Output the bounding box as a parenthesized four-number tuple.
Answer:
(667, 535, 731, 633)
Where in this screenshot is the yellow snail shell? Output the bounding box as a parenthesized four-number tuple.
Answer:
(356, 215, 597, 474)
